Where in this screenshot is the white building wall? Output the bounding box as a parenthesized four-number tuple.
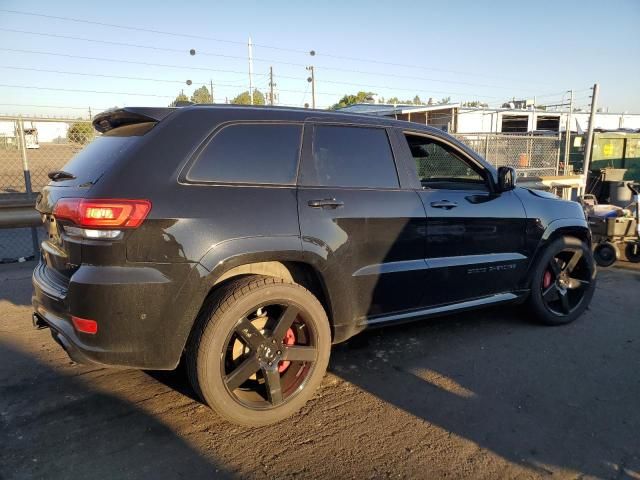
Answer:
(25, 121, 69, 143)
(456, 108, 640, 133)
(0, 120, 71, 143)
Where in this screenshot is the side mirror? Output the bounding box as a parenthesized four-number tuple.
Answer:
(497, 166, 517, 192)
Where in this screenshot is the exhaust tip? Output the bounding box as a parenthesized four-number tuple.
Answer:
(32, 313, 48, 330)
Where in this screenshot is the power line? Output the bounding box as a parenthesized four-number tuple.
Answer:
(0, 103, 107, 110)
(0, 48, 267, 77)
(316, 79, 503, 99)
(0, 47, 549, 102)
(0, 66, 247, 88)
(0, 83, 175, 98)
(0, 8, 559, 88)
(1, 27, 528, 92)
(0, 8, 307, 54)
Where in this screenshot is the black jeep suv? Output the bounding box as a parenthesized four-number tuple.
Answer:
(32, 105, 596, 425)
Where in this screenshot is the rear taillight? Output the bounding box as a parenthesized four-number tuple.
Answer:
(53, 198, 151, 228)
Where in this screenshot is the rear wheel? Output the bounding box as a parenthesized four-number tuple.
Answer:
(593, 241, 619, 267)
(187, 275, 331, 426)
(528, 236, 596, 325)
(625, 241, 640, 263)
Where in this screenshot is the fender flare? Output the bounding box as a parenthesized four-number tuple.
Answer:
(522, 217, 591, 289)
(169, 235, 356, 361)
(541, 217, 590, 242)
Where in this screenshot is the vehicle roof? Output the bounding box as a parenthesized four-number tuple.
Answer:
(93, 105, 447, 135)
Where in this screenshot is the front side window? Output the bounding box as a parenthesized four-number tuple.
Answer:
(405, 133, 487, 190)
(302, 125, 399, 188)
(188, 123, 302, 184)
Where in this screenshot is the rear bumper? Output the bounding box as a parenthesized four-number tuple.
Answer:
(32, 260, 194, 370)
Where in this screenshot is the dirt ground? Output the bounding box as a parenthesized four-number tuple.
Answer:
(1, 143, 79, 193)
(1, 262, 639, 480)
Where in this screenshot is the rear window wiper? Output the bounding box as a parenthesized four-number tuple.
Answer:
(48, 170, 76, 181)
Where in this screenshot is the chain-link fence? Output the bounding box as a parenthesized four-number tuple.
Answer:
(0, 116, 95, 262)
(1, 117, 564, 263)
(452, 132, 561, 178)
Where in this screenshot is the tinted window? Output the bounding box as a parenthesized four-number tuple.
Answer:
(188, 124, 302, 184)
(303, 125, 399, 188)
(405, 134, 486, 190)
(58, 122, 155, 186)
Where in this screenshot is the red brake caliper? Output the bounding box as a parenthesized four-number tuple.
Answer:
(278, 328, 296, 373)
(543, 270, 553, 289)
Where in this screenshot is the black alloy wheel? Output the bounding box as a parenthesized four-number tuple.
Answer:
(540, 248, 592, 316)
(187, 275, 331, 426)
(528, 236, 596, 325)
(221, 302, 318, 409)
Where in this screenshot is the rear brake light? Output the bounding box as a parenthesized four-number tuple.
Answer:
(53, 198, 151, 228)
(71, 316, 98, 334)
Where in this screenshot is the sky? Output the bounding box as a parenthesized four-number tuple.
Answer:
(0, 0, 639, 118)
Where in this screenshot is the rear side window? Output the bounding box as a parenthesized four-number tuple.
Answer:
(188, 124, 302, 184)
(302, 125, 399, 188)
(57, 122, 155, 186)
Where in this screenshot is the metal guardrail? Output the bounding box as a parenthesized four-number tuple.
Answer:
(0, 193, 40, 262)
(0, 193, 40, 228)
(1, 115, 93, 261)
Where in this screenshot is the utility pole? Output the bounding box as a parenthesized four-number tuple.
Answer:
(306, 65, 316, 109)
(563, 90, 574, 176)
(269, 66, 275, 106)
(88, 106, 92, 120)
(582, 83, 600, 195)
(248, 36, 254, 105)
(210, 79, 214, 103)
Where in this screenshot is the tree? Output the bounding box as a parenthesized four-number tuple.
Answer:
(462, 100, 489, 107)
(67, 122, 95, 145)
(169, 92, 189, 107)
(437, 96, 451, 105)
(387, 95, 426, 105)
(230, 90, 266, 105)
(330, 91, 376, 110)
(191, 85, 213, 104)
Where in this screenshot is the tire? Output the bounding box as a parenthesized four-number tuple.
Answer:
(593, 242, 619, 267)
(527, 236, 596, 326)
(186, 275, 331, 426)
(625, 242, 640, 263)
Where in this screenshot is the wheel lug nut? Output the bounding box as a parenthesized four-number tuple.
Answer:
(276, 350, 281, 355)
(271, 339, 276, 344)
(268, 362, 272, 366)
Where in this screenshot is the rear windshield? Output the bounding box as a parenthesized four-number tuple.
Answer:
(54, 122, 155, 186)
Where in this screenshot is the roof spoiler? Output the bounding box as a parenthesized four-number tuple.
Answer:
(92, 107, 176, 133)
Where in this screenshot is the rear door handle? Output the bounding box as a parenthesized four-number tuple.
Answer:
(430, 200, 458, 210)
(308, 198, 344, 209)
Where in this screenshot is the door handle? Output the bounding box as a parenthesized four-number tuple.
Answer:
(430, 200, 458, 210)
(308, 198, 344, 209)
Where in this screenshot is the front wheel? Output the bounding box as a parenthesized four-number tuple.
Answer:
(187, 275, 331, 426)
(528, 236, 596, 325)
